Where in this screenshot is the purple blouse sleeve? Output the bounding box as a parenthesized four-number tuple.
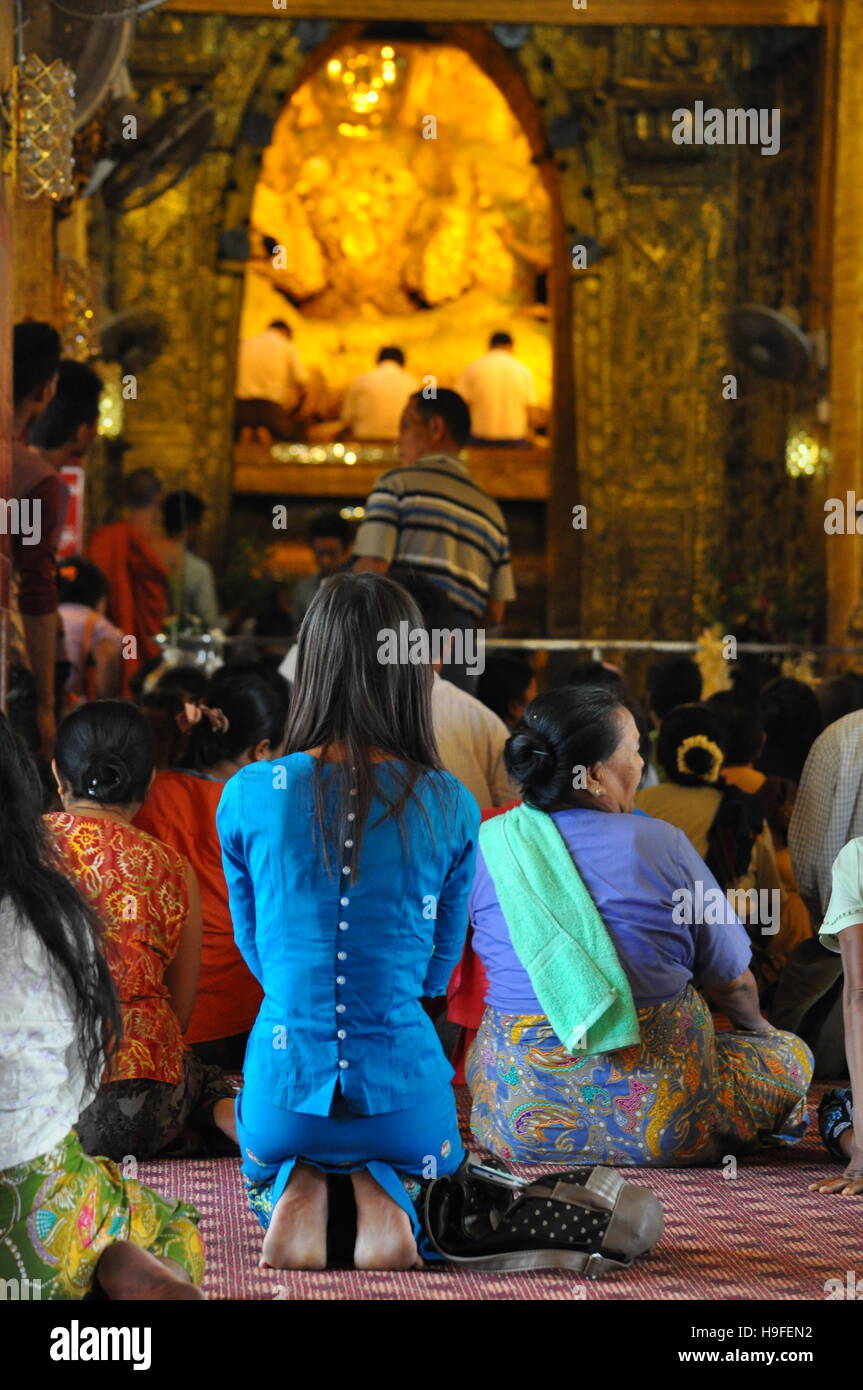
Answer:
(673, 828, 752, 988)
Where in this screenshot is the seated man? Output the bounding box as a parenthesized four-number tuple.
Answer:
(457, 332, 538, 446)
(772, 708, 863, 1075)
(235, 320, 309, 443)
(339, 347, 419, 442)
(396, 572, 518, 810)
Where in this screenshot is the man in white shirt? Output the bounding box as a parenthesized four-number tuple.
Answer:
(340, 346, 419, 442)
(457, 332, 538, 445)
(397, 571, 518, 808)
(235, 320, 310, 441)
(432, 671, 518, 809)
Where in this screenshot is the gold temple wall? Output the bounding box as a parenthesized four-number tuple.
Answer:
(102, 12, 826, 641)
(724, 32, 826, 644)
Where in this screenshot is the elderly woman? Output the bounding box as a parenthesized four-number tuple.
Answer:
(467, 684, 812, 1167)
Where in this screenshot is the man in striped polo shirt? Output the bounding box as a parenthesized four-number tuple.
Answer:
(353, 390, 515, 685)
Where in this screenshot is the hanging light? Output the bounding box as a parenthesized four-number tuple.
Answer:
(785, 420, 826, 479)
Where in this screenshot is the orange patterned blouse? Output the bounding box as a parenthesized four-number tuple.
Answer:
(46, 812, 189, 1086)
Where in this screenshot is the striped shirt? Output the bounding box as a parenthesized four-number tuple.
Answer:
(353, 453, 516, 618)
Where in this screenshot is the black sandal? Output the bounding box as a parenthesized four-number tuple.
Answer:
(420, 1154, 664, 1276)
(818, 1088, 853, 1162)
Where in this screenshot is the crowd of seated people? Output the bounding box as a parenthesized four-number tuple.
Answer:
(7, 324, 860, 1301)
(6, 570, 863, 1299)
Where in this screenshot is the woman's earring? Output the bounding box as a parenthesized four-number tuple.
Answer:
(593, 788, 602, 797)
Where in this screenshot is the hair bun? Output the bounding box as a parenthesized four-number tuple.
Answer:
(85, 758, 128, 801)
(505, 726, 556, 787)
(674, 733, 724, 784)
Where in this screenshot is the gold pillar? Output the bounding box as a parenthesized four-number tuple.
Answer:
(11, 1, 58, 325)
(0, 1, 13, 707)
(827, 0, 863, 646)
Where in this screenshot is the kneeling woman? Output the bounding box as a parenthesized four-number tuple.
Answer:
(0, 714, 204, 1299)
(467, 685, 813, 1167)
(218, 573, 479, 1270)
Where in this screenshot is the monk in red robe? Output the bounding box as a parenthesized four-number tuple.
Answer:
(88, 469, 168, 696)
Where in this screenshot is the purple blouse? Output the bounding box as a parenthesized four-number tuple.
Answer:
(469, 807, 751, 1010)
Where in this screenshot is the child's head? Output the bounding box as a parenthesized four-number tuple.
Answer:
(57, 556, 108, 613)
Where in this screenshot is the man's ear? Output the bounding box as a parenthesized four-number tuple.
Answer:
(428, 413, 446, 444)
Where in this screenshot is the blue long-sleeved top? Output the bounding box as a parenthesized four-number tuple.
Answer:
(217, 753, 479, 1115)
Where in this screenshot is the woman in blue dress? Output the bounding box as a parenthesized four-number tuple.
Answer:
(217, 573, 479, 1270)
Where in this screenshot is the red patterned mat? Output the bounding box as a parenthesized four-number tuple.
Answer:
(137, 1085, 862, 1301)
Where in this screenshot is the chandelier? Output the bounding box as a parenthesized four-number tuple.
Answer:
(325, 46, 401, 122)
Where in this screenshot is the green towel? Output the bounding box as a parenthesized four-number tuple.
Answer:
(479, 802, 640, 1055)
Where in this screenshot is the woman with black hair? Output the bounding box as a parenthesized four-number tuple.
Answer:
(135, 665, 289, 1069)
(217, 573, 479, 1270)
(0, 712, 205, 1298)
(757, 676, 822, 785)
(46, 701, 237, 1162)
(467, 685, 812, 1167)
(638, 704, 765, 887)
(637, 703, 805, 994)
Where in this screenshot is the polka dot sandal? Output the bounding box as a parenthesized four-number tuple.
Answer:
(421, 1154, 664, 1277)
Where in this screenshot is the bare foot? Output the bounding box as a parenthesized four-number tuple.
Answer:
(213, 1097, 238, 1144)
(260, 1163, 328, 1271)
(351, 1170, 423, 1271)
(95, 1243, 205, 1300)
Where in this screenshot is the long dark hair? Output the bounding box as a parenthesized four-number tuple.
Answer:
(56, 700, 154, 806)
(757, 676, 822, 783)
(285, 571, 445, 877)
(505, 684, 626, 812)
(184, 664, 289, 771)
(0, 713, 120, 1089)
(657, 702, 762, 888)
